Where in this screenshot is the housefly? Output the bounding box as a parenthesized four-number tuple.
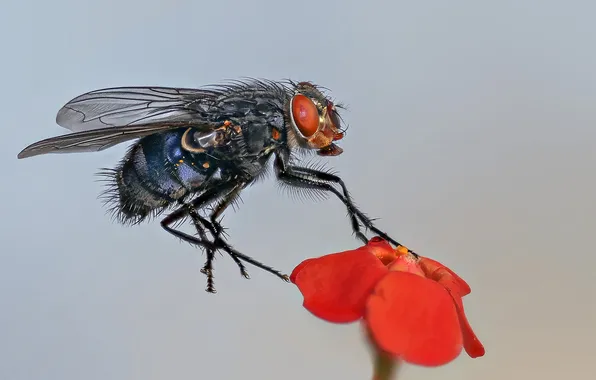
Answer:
(18, 79, 412, 293)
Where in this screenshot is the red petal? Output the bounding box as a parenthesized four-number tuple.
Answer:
(365, 272, 463, 366)
(450, 294, 485, 358)
(419, 257, 471, 297)
(289, 258, 317, 284)
(387, 254, 426, 277)
(418, 257, 484, 358)
(366, 237, 398, 265)
(291, 247, 389, 323)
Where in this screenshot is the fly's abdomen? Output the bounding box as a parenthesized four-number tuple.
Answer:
(99, 129, 213, 224)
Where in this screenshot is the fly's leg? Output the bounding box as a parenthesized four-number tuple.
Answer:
(174, 180, 250, 278)
(161, 181, 288, 293)
(202, 181, 288, 281)
(204, 182, 250, 278)
(274, 154, 418, 257)
(161, 181, 237, 293)
(193, 208, 289, 284)
(187, 208, 220, 290)
(192, 210, 249, 279)
(220, 244, 289, 282)
(208, 182, 245, 241)
(273, 154, 365, 242)
(161, 209, 219, 293)
(288, 166, 392, 242)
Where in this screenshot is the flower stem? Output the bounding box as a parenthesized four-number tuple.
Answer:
(372, 350, 400, 380)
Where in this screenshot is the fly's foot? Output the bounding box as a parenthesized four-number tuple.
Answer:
(227, 248, 251, 279)
(200, 250, 217, 293)
(364, 225, 420, 259)
(200, 268, 217, 293)
(351, 208, 420, 258)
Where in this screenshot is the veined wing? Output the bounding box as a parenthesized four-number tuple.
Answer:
(17, 122, 214, 159)
(56, 86, 220, 131)
(18, 86, 222, 159)
(18, 80, 284, 159)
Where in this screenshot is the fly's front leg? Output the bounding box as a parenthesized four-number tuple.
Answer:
(288, 166, 394, 243)
(274, 156, 366, 242)
(274, 154, 417, 256)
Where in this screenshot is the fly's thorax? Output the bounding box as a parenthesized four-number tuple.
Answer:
(219, 122, 279, 181)
(178, 121, 278, 184)
(240, 119, 286, 155)
(198, 83, 289, 156)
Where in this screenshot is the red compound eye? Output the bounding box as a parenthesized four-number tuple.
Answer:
(291, 94, 319, 137)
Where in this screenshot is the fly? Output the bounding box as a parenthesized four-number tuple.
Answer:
(18, 79, 413, 293)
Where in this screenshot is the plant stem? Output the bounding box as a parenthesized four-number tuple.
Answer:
(372, 350, 400, 380)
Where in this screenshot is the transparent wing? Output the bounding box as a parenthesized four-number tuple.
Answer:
(56, 86, 218, 131)
(17, 122, 214, 159)
(18, 86, 222, 159)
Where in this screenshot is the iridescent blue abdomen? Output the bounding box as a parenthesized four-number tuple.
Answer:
(103, 128, 217, 223)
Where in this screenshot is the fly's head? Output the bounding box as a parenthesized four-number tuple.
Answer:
(287, 82, 345, 156)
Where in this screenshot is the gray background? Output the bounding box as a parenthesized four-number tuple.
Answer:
(2, 1, 595, 379)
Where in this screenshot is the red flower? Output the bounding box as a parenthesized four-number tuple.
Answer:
(291, 237, 485, 367)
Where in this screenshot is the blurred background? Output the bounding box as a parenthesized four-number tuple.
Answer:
(1, 1, 594, 379)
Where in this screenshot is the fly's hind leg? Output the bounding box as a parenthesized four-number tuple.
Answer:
(202, 181, 289, 282)
(161, 182, 237, 293)
(160, 181, 288, 293)
(195, 210, 250, 279)
(161, 208, 219, 293)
